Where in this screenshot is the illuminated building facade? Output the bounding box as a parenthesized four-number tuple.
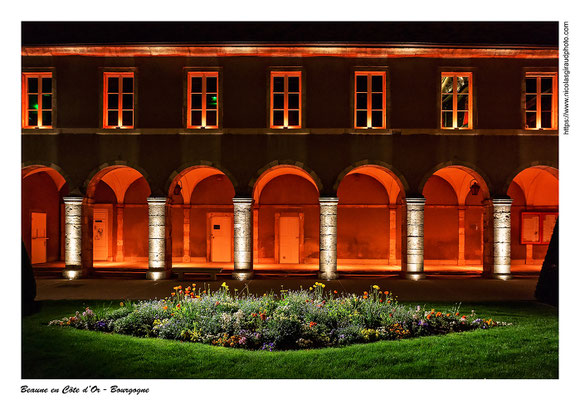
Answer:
(21, 22, 559, 280)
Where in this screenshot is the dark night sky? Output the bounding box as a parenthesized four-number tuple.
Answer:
(21, 21, 558, 47)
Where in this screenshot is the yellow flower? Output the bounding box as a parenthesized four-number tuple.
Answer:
(119, 302, 124, 307)
(372, 285, 380, 290)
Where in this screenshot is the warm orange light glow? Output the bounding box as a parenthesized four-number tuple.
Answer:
(441, 72, 473, 130)
(187, 71, 219, 129)
(423, 166, 488, 268)
(253, 165, 318, 204)
(22, 72, 53, 129)
(103, 72, 134, 129)
(21, 45, 558, 59)
(524, 72, 558, 130)
(270, 71, 302, 129)
(354, 71, 386, 129)
(87, 166, 150, 262)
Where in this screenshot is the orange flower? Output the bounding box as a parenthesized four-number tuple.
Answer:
(309, 321, 317, 328)
(171, 292, 175, 296)
(379, 299, 383, 303)
(446, 313, 450, 317)
(163, 306, 168, 310)
(436, 312, 442, 317)
(363, 295, 368, 299)
(333, 290, 338, 294)
(384, 291, 389, 295)
(455, 312, 460, 316)
(426, 314, 431, 320)
(177, 304, 181, 308)
(363, 291, 368, 295)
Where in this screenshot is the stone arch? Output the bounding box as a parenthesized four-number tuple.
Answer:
(333, 160, 409, 199)
(22, 161, 70, 191)
(251, 162, 321, 204)
(165, 161, 238, 198)
(84, 161, 151, 200)
(418, 161, 492, 200)
(421, 163, 490, 270)
(507, 165, 558, 267)
(252, 163, 321, 264)
(503, 162, 558, 195)
(85, 164, 151, 263)
(22, 164, 70, 264)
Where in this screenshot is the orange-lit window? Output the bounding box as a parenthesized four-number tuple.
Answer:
(187, 72, 219, 128)
(22, 72, 53, 128)
(103, 72, 134, 129)
(270, 71, 301, 128)
(525, 73, 557, 130)
(441, 72, 472, 129)
(354, 71, 386, 129)
(521, 212, 558, 244)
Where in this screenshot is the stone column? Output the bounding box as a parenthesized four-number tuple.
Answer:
(62, 196, 84, 279)
(146, 197, 171, 280)
(404, 197, 426, 280)
(183, 207, 190, 262)
(319, 197, 339, 280)
(115, 205, 124, 262)
(458, 206, 466, 264)
(232, 198, 254, 280)
(491, 198, 513, 279)
(388, 205, 398, 265)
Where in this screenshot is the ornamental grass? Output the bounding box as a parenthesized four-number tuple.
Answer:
(48, 282, 508, 351)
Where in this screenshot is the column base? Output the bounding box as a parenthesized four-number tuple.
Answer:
(62, 267, 84, 280)
(146, 270, 170, 280)
(481, 271, 512, 280)
(232, 270, 254, 281)
(401, 272, 426, 281)
(491, 273, 512, 281)
(318, 271, 339, 280)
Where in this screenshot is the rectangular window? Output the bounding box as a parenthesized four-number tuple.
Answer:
(103, 72, 134, 129)
(441, 72, 473, 129)
(270, 71, 301, 129)
(525, 73, 557, 130)
(521, 212, 558, 244)
(187, 71, 219, 128)
(354, 71, 386, 129)
(22, 72, 53, 128)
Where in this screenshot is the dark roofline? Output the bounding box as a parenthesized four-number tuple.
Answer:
(22, 21, 559, 47)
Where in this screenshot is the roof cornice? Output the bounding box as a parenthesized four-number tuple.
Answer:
(21, 44, 558, 59)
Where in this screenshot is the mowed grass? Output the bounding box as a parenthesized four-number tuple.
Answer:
(22, 300, 557, 379)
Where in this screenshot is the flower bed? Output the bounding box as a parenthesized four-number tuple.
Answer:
(49, 283, 508, 351)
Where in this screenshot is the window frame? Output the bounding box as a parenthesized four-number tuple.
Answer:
(102, 71, 135, 129)
(523, 72, 558, 130)
(520, 211, 558, 245)
(186, 71, 220, 129)
(22, 71, 54, 129)
(440, 71, 473, 130)
(270, 71, 302, 129)
(353, 71, 387, 129)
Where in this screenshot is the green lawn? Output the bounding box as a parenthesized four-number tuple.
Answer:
(22, 300, 558, 379)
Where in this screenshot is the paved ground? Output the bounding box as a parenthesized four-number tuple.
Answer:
(35, 275, 540, 302)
